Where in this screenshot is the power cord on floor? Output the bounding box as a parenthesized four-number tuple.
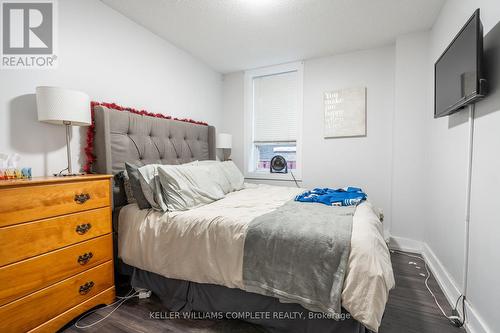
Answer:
(390, 250, 466, 328)
(74, 288, 151, 329)
(290, 171, 300, 188)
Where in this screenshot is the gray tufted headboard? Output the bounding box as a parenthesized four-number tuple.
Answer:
(92, 105, 216, 208)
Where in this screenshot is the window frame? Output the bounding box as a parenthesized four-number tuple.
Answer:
(244, 61, 303, 181)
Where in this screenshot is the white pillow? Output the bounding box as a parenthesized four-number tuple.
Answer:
(194, 160, 244, 193)
(137, 164, 169, 212)
(157, 164, 225, 211)
(219, 161, 244, 191)
(195, 161, 232, 194)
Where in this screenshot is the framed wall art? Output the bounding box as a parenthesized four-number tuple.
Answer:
(324, 87, 366, 138)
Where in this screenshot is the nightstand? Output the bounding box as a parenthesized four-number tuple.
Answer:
(0, 175, 115, 332)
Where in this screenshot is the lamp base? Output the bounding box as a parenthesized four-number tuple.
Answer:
(222, 148, 232, 161)
(53, 172, 85, 177)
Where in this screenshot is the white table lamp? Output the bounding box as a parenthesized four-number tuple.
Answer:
(216, 133, 232, 161)
(36, 86, 91, 176)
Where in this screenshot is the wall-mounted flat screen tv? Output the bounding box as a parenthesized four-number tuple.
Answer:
(434, 9, 487, 118)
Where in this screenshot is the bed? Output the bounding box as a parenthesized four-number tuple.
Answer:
(91, 105, 394, 333)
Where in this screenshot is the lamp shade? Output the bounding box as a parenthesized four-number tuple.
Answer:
(36, 86, 91, 126)
(216, 133, 232, 149)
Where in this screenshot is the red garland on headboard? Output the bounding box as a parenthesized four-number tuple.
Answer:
(83, 101, 209, 173)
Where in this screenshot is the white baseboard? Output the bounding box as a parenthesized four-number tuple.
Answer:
(465, 301, 491, 333)
(388, 235, 423, 253)
(421, 244, 461, 311)
(389, 236, 490, 333)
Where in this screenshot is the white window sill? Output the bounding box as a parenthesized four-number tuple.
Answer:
(244, 171, 302, 182)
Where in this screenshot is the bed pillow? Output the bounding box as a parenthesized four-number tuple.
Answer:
(137, 164, 169, 212)
(195, 160, 232, 194)
(157, 164, 225, 211)
(196, 160, 244, 193)
(117, 169, 136, 204)
(124, 162, 151, 209)
(219, 161, 244, 191)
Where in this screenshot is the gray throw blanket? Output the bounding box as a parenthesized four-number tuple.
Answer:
(242, 201, 354, 316)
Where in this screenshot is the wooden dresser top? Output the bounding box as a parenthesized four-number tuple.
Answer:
(0, 174, 112, 188)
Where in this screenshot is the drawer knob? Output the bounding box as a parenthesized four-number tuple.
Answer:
(75, 223, 92, 235)
(77, 252, 93, 265)
(79, 281, 95, 295)
(74, 193, 91, 204)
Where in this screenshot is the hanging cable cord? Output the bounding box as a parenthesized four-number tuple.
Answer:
(54, 167, 68, 176)
(390, 250, 466, 327)
(290, 170, 300, 188)
(74, 288, 141, 329)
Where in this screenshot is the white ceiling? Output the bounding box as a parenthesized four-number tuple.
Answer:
(101, 0, 445, 73)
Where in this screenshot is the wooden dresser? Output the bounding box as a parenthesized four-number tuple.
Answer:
(0, 175, 115, 333)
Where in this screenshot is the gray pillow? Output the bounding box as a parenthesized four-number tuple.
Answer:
(122, 169, 136, 204)
(125, 162, 151, 209)
(115, 170, 136, 204)
(137, 164, 169, 212)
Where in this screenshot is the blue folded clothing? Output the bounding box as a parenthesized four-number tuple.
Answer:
(295, 187, 367, 206)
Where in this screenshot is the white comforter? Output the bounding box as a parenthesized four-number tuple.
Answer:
(118, 184, 394, 332)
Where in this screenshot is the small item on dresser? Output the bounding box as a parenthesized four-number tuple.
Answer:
(21, 167, 32, 179)
(0, 153, 32, 179)
(0, 168, 32, 180)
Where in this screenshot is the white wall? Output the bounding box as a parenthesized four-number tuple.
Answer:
(302, 46, 395, 232)
(220, 72, 245, 168)
(222, 46, 396, 231)
(0, 0, 222, 176)
(390, 31, 430, 243)
(425, 1, 500, 332)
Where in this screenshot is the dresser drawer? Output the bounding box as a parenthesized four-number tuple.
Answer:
(0, 179, 111, 227)
(0, 234, 112, 306)
(0, 260, 114, 333)
(28, 287, 115, 333)
(0, 207, 111, 267)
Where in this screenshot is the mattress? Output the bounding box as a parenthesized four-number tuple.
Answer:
(118, 184, 395, 332)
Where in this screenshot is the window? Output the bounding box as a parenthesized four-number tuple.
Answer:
(244, 62, 303, 180)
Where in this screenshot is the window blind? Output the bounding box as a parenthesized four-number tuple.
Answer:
(253, 70, 298, 142)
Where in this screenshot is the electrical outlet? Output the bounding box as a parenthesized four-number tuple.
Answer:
(449, 317, 463, 327)
(139, 290, 152, 299)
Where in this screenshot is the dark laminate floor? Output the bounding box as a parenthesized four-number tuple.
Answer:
(62, 251, 465, 333)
